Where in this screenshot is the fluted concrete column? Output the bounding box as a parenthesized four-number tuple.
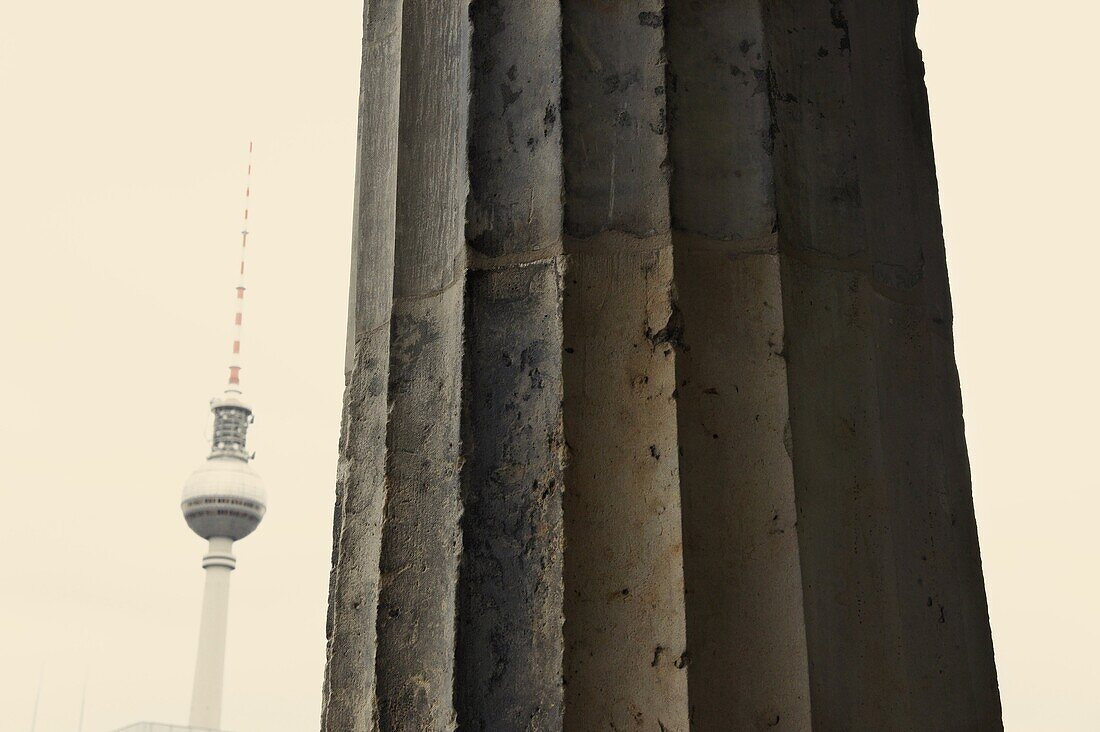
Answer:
(323, 1, 1001, 729)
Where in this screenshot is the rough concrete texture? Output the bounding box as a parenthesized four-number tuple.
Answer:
(375, 290, 465, 731)
(458, 262, 565, 730)
(674, 238, 812, 732)
(459, 4, 566, 727)
(666, 1, 813, 728)
(562, 240, 690, 732)
(561, 3, 691, 728)
(466, 0, 562, 260)
(323, 0, 1001, 728)
(666, 0, 776, 240)
(764, 0, 1001, 728)
(324, 331, 390, 732)
(562, 0, 670, 238)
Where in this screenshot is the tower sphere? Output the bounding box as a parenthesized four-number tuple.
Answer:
(182, 456, 267, 540)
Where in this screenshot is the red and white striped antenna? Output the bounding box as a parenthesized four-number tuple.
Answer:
(227, 142, 252, 392)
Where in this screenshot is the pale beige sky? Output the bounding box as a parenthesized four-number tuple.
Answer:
(0, 2, 1096, 731)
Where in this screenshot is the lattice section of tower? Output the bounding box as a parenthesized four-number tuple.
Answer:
(209, 406, 251, 459)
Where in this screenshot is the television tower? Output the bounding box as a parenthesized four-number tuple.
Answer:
(180, 143, 267, 731)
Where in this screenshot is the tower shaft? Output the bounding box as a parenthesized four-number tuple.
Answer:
(189, 537, 236, 730)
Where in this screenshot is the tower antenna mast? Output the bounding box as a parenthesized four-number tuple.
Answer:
(228, 141, 252, 392)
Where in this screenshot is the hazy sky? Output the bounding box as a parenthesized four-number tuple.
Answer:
(1, 2, 1096, 731)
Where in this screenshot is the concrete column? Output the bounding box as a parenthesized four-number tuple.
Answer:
(189, 537, 235, 730)
(763, 0, 1001, 727)
(457, 1, 566, 728)
(322, 0, 403, 729)
(561, 3, 690, 729)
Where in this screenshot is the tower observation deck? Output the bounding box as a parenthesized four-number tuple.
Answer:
(180, 143, 265, 731)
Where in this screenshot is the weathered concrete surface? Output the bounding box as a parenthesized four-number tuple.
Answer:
(322, 0, 402, 728)
(465, 0, 562, 261)
(458, 2, 566, 728)
(561, 4, 689, 728)
(674, 238, 812, 732)
(562, 240, 689, 732)
(459, 263, 565, 731)
(561, 0, 669, 239)
(324, 330, 390, 732)
(666, 2, 813, 729)
(764, 1, 1001, 728)
(666, 0, 776, 240)
(372, 0, 469, 728)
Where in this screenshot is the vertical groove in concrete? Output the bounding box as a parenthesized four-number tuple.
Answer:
(457, 2, 566, 729)
(666, 0, 775, 240)
(372, 0, 470, 728)
(561, 1, 669, 239)
(665, 2, 812, 728)
(561, 236, 688, 732)
(670, 241, 810, 732)
(458, 263, 565, 731)
(322, 0, 403, 728)
(763, 1, 1001, 728)
(561, 3, 689, 728)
